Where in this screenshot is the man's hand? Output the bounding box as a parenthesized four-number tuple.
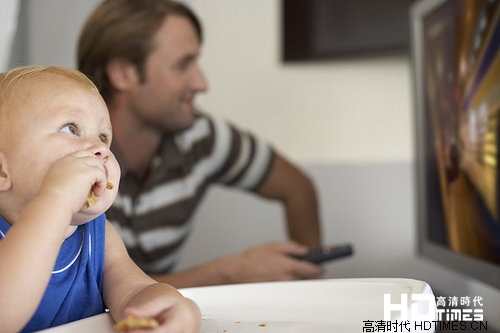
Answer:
(151, 241, 324, 288)
(220, 241, 324, 283)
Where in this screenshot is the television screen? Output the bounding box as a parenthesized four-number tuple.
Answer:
(412, 0, 500, 289)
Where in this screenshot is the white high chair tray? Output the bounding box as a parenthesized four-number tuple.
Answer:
(37, 278, 435, 333)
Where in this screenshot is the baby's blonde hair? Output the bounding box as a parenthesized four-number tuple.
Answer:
(0, 65, 98, 132)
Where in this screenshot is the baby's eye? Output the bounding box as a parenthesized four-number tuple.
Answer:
(59, 124, 79, 135)
(99, 133, 110, 144)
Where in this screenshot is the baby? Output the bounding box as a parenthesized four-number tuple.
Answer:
(0, 66, 201, 332)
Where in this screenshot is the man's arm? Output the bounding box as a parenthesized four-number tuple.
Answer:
(255, 152, 322, 247)
(151, 241, 323, 288)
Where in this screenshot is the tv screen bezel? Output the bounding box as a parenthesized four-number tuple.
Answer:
(411, 0, 500, 290)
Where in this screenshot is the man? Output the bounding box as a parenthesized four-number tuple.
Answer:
(77, 0, 323, 288)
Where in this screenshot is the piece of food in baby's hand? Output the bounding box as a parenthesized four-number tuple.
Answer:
(113, 315, 159, 331)
(85, 182, 114, 208)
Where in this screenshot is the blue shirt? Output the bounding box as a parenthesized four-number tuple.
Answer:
(0, 214, 106, 332)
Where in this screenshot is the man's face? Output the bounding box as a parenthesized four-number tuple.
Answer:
(128, 15, 208, 134)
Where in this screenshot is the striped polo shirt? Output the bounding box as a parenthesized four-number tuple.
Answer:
(107, 111, 275, 274)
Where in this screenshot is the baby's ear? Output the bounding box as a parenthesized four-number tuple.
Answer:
(0, 152, 12, 191)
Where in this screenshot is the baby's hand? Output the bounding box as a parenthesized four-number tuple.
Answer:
(119, 295, 201, 333)
(39, 150, 108, 213)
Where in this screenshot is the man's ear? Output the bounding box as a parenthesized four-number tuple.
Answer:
(106, 58, 139, 91)
(0, 153, 12, 192)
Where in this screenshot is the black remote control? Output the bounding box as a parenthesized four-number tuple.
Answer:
(298, 243, 354, 264)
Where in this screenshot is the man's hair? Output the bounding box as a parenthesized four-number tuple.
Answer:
(77, 0, 203, 105)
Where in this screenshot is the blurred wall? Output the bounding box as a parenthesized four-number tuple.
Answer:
(0, 0, 19, 71)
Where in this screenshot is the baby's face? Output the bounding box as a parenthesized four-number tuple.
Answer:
(1, 74, 120, 223)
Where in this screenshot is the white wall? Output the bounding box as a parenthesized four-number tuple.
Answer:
(0, 0, 19, 71)
(193, 0, 413, 164)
